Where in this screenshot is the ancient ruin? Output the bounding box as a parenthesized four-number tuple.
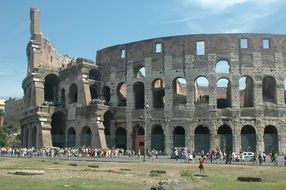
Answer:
(21, 8, 286, 155)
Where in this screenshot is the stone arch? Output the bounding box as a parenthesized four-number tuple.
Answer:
(216, 78, 231, 108)
(89, 68, 101, 81)
(115, 127, 127, 150)
(173, 126, 185, 148)
(60, 88, 66, 108)
(241, 125, 256, 152)
(51, 111, 66, 148)
(194, 125, 210, 154)
(90, 84, 100, 100)
(103, 111, 114, 148)
(215, 60, 230, 73)
(44, 74, 59, 103)
(218, 125, 233, 153)
(31, 127, 37, 148)
(133, 82, 145, 109)
(264, 125, 278, 154)
(239, 76, 254, 107)
(25, 127, 29, 148)
(172, 77, 187, 107)
(136, 66, 146, 79)
(133, 125, 145, 154)
(102, 86, 111, 105)
(151, 125, 165, 152)
(69, 83, 78, 103)
(80, 126, 91, 147)
(117, 82, 127, 106)
(194, 76, 209, 103)
(152, 79, 165, 109)
(262, 76, 276, 103)
(67, 127, 76, 147)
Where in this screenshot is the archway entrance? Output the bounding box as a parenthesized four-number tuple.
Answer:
(218, 125, 233, 153)
(80, 126, 91, 147)
(151, 125, 164, 152)
(115, 127, 127, 150)
(173, 126, 185, 148)
(264, 125, 278, 153)
(241, 125, 256, 152)
(51, 111, 66, 148)
(67, 127, 76, 147)
(194, 125, 210, 154)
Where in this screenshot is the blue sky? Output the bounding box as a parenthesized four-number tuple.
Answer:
(1, 0, 286, 99)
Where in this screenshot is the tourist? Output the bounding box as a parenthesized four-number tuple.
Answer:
(199, 156, 205, 174)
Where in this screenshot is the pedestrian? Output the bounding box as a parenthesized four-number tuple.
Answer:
(284, 155, 286, 165)
(199, 156, 205, 174)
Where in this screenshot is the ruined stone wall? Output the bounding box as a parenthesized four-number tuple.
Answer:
(96, 34, 286, 154)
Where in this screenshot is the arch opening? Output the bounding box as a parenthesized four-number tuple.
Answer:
(133, 82, 145, 109)
(194, 76, 209, 104)
(153, 79, 165, 109)
(44, 74, 59, 104)
(239, 76, 254, 107)
(216, 78, 231, 108)
(218, 125, 232, 153)
(262, 76, 276, 103)
(69, 83, 78, 103)
(264, 125, 278, 154)
(115, 127, 127, 150)
(67, 127, 76, 147)
(51, 111, 66, 148)
(80, 126, 91, 147)
(173, 126, 185, 148)
(241, 125, 256, 152)
(117, 83, 127, 106)
(151, 125, 165, 152)
(173, 78, 187, 107)
(194, 125, 210, 154)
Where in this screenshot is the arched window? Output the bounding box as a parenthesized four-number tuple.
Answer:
(89, 68, 101, 81)
(69, 83, 78, 103)
(133, 82, 145, 109)
(173, 78, 187, 107)
(152, 79, 165, 108)
(194, 76, 209, 103)
(44, 74, 59, 103)
(216, 78, 231, 108)
(136, 67, 146, 79)
(262, 76, 276, 103)
(239, 76, 254, 107)
(117, 83, 127, 106)
(102, 86, 111, 105)
(216, 60, 230, 73)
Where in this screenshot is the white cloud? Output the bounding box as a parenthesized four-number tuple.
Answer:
(173, 0, 286, 33)
(182, 0, 248, 12)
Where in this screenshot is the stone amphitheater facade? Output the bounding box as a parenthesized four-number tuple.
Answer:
(21, 8, 286, 155)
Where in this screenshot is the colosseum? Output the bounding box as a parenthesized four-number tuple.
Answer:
(21, 8, 286, 155)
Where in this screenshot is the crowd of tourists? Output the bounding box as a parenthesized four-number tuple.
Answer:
(0, 146, 163, 160)
(1, 146, 285, 165)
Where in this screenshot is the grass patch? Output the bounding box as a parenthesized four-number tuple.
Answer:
(180, 169, 194, 180)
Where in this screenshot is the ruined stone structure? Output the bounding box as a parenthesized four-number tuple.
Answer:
(22, 8, 286, 155)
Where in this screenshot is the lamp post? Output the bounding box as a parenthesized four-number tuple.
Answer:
(143, 103, 150, 162)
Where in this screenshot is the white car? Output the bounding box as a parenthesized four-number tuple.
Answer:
(242, 152, 255, 161)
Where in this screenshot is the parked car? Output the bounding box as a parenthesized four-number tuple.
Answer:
(242, 152, 255, 161)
